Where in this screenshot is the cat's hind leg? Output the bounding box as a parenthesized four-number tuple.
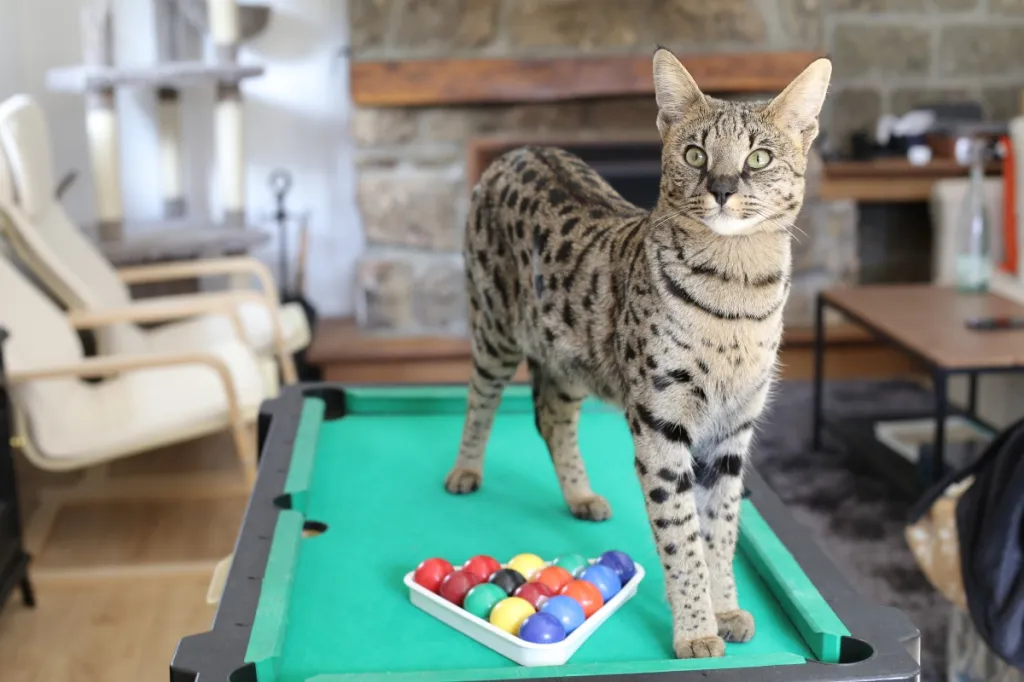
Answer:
(444, 297, 521, 494)
(530, 359, 611, 521)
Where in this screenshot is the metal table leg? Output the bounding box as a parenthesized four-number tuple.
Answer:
(927, 370, 949, 487)
(967, 373, 978, 417)
(812, 293, 826, 450)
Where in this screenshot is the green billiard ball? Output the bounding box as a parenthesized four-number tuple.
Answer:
(552, 552, 589, 578)
(463, 582, 507, 620)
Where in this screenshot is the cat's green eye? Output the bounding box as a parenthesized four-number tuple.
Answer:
(684, 146, 707, 168)
(746, 149, 772, 170)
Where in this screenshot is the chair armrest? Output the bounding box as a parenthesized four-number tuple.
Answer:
(6, 352, 245, 426)
(65, 291, 273, 342)
(116, 257, 279, 301)
(6, 351, 226, 382)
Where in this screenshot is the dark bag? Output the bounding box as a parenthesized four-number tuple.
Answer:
(910, 414, 1024, 669)
(955, 415, 1024, 669)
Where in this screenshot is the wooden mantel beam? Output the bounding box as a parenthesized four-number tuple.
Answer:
(350, 51, 825, 108)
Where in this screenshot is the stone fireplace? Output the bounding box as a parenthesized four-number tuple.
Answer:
(346, 1, 858, 336)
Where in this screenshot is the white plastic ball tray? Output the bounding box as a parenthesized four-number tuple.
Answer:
(404, 559, 645, 667)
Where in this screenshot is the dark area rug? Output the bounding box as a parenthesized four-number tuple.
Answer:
(755, 379, 947, 682)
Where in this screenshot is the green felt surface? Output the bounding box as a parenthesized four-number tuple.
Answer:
(247, 390, 848, 681)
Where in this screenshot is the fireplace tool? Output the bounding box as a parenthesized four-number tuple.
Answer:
(266, 168, 321, 381)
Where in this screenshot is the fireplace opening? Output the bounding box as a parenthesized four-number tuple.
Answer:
(468, 139, 664, 209)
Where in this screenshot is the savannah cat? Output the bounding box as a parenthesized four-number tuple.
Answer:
(444, 49, 832, 658)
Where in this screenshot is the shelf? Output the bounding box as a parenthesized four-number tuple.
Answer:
(820, 158, 1003, 202)
(350, 51, 824, 107)
(46, 61, 265, 93)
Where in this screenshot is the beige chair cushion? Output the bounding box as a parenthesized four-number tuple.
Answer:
(236, 299, 311, 352)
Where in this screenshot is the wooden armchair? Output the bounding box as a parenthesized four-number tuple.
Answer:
(0, 245, 265, 484)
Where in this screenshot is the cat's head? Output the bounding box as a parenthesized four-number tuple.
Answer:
(652, 49, 831, 237)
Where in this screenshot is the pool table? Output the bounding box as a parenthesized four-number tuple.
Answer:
(170, 383, 921, 682)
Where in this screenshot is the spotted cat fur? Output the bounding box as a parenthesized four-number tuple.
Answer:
(444, 49, 832, 658)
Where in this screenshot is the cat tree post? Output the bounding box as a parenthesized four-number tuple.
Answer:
(209, 0, 245, 228)
(155, 1, 185, 219)
(82, 4, 124, 243)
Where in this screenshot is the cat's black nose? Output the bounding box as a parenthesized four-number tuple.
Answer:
(707, 175, 739, 206)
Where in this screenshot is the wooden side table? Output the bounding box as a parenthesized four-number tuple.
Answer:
(0, 327, 35, 613)
(813, 285, 1024, 495)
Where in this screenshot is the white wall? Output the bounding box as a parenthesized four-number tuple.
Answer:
(0, 0, 363, 317)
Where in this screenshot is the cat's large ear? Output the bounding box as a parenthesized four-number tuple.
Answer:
(653, 48, 706, 138)
(765, 58, 832, 153)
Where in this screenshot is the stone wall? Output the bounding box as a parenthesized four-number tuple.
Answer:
(347, 0, 1024, 335)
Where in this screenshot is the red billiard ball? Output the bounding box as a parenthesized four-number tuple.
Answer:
(438, 569, 481, 607)
(463, 554, 502, 583)
(413, 557, 453, 593)
(514, 581, 554, 610)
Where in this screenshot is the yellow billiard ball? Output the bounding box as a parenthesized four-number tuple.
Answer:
(488, 596, 536, 635)
(506, 553, 546, 580)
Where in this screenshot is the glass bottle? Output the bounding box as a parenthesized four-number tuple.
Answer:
(955, 138, 993, 293)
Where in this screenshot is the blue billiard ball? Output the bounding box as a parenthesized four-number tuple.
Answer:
(518, 611, 566, 644)
(540, 595, 586, 633)
(579, 564, 621, 601)
(597, 550, 636, 584)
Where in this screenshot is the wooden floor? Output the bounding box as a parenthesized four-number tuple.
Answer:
(0, 433, 248, 682)
(0, 336, 925, 682)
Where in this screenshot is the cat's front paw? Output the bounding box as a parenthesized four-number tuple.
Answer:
(569, 495, 612, 521)
(674, 634, 725, 659)
(716, 609, 755, 643)
(444, 468, 481, 494)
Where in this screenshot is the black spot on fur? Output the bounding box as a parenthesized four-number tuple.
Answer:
(649, 487, 670, 504)
(506, 189, 519, 208)
(697, 359, 710, 374)
(554, 241, 573, 264)
(636, 404, 691, 445)
(561, 217, 580, 236)
(519, 196, 530, 213)
(634, 457, 647, 475)
(562, 302, 575, 329)
(543, 328, 555, 344)
(717, 454, 743, 477)
(625, 344, 637, 361)
(548, 188, 568, 206)
(646, 356, 658, 370)
(664, 543, 677, 555)
(533, 229, 549, 254)
(522, 169, 537, 183)
(656, 467, 677, 483)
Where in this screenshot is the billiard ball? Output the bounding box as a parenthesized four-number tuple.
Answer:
(506, 553, 546, 580)
(534, 565, 574, 593)
(579, 564, 621, 602)
(438, 569, 480, 606)
(463, 555, 501, 583)
(597, 549, 636, 584)
(560, 579, 604, 617)
(552, 552, 589, 577)
(463, 582, 507, 620)
(518, 611, 566, 644)
(489, 568, 527, 596)
(413, 557, 454, 593)
(489, 596, 535, 635)
(540, 595, 586, 633)
(514, 581, 554, 610)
